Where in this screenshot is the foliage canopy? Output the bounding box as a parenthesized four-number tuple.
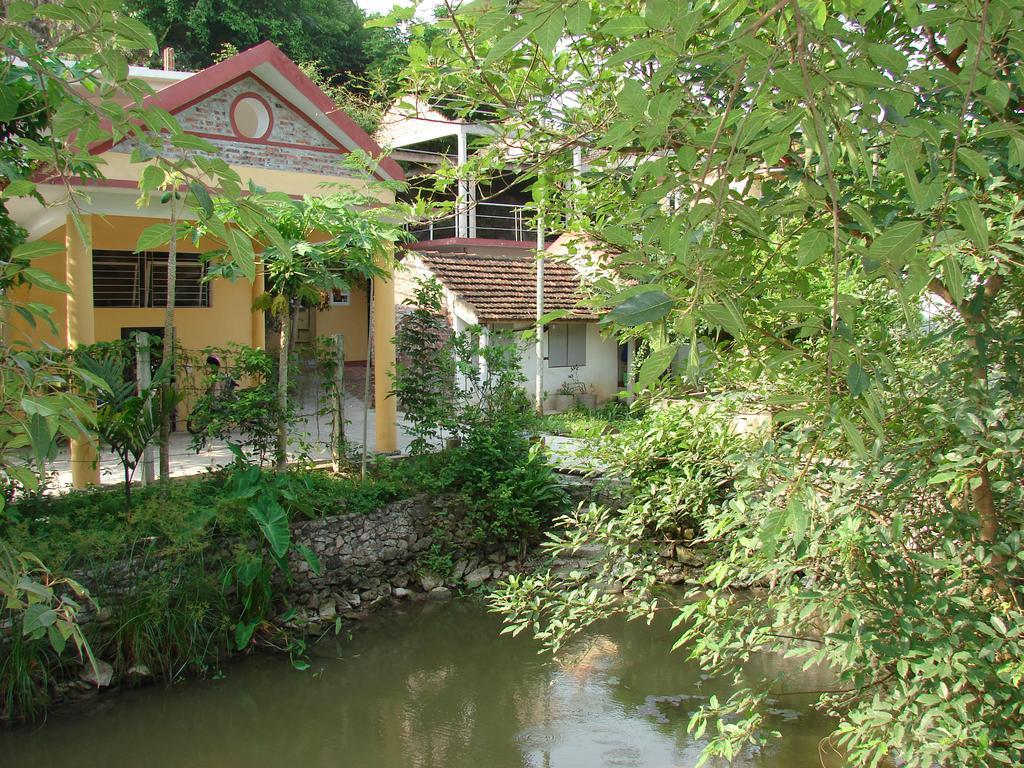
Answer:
(398, 0, 1024, 764)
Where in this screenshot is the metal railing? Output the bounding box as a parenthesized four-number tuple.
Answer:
(406, 200, 530, 242)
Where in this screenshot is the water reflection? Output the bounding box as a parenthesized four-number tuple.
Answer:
(0, 599, 842, 768)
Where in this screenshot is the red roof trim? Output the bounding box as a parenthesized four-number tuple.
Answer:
(407, 237, 535, 250)
(89, 41, 404, 182)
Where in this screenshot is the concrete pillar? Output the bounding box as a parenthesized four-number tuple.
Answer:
(65, 214, 100, 487)
(372, 270, 397, 453)
(251, 260, 266, 350)
(456, 127, 469, 238)
(626, 338, 636, 402)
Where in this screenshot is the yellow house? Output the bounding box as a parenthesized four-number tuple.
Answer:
(4, 42, 401, 484)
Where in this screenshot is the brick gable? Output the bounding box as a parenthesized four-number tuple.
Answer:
(114, 75, 359, 178)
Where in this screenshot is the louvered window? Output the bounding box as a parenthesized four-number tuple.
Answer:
(92, 251, 209, 308)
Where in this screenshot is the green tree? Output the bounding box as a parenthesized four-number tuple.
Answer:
(77, 348, 168, 511)
(209, 189, 407, 471)
(0, 0, 313, 672)
(124, 0, 371, 75)
(399, 1, 1024, 764)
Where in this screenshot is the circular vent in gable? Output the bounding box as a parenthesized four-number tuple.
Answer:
(230, 94, 273, 140)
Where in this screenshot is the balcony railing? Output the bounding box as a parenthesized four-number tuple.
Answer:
(406, 200, 529, 243)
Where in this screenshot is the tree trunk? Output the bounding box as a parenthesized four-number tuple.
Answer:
(362, 282, 373, 480)
(930, 275, 1005, 572)
(275, 305, 292, 472)
(124, 462, 132, 511)
(159, 199, 178, 481)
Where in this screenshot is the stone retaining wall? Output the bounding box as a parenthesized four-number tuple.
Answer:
(284, 493, 522, 628)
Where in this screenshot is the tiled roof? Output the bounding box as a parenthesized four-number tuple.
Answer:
(414, 252, 596, 323)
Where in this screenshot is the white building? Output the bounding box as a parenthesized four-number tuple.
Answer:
(379, 102, 628, 407)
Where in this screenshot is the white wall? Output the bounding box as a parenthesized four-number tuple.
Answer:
(395, 256, 620, 404)
(502, 321, 620, 403)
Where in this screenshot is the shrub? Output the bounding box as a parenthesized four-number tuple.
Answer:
(392, 277, 456, 453)
(594, 399, 750, 537)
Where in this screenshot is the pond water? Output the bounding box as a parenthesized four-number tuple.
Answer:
(1, 599, 845, 768)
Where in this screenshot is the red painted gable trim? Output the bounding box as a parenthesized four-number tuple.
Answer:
(188, 131, 344, 155)
(88, 41, 404, 182)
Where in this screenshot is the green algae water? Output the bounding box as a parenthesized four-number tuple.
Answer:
(0, 599, 844, 768)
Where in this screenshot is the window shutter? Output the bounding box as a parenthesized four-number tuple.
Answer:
(567, 323, 587, 366)
(548, 324, 568, 367)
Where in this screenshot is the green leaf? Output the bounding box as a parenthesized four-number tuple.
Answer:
(637, 345, 678, 389)
(250, 498, 290, 559)
(11, 240, 62, 261)
(295, 544, 322, 576)
(702, 298, 746, 339)
(956, 148, 990, 178)
(955, 199, 988, 253)
(47, 623, 67, 655)
(863, 220, 922, 274)
(189, 181, 215, 218)
(0, 85, 19, 122)
(224, 227, 256, 282)
(644, 0, 674, 29)
(20, 267, 69, 293)
(847, 362, 870, 396)
(943, 254, 965, 305)
(169, 133, 215, 152)
(22, 604, 58, 636)
(600, 15, 649, 37)
(538, 309, 572, 324)
(533, 10, 564, 58)
(564, 1, 591, 35)
(234, 619, 259, 650)
(839, 415, 868, 457)
(1, 179, 37, 198)
(483, 20, 539, 66)
(139, 164, 166, 194)
(760, 502, 788, 560)
(797, 228, 830, 267)
(603, 290, 674, 327)
(135, 223, 172, 252)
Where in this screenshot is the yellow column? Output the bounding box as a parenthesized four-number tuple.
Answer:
(65, 214, 100, 488)
(372, 270, 398, 453)
(251, 261, 266, 350)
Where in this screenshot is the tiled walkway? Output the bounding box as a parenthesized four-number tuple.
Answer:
(43, 367, 594, 492)
(45, 376, 422, 491)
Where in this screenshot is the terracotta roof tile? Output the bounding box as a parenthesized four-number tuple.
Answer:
(414, 252, 595, 323)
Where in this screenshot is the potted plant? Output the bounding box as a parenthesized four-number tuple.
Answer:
(575, 387, 597, 410)
(550, 382, 576, 413)
(564, 366, 596, 409)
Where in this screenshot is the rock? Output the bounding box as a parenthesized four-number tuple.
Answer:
(602, 581, 625, 595)
(661, 570, 688, 585)
(419, 572, 443, 592)
(318, 601, 337, 622)
(428, 587, 452, 601)
(674, 545, 706, 567)
(659, 543, 676, 559)
(452, 560, 469, 579)
(487, 551, 507, 564)
(464, 566, 491, 587)
(81, 660, 114, 688)
(127, 664, 152, 680)
(393, 587, 412, 599)
(683, 528, 697, 541)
